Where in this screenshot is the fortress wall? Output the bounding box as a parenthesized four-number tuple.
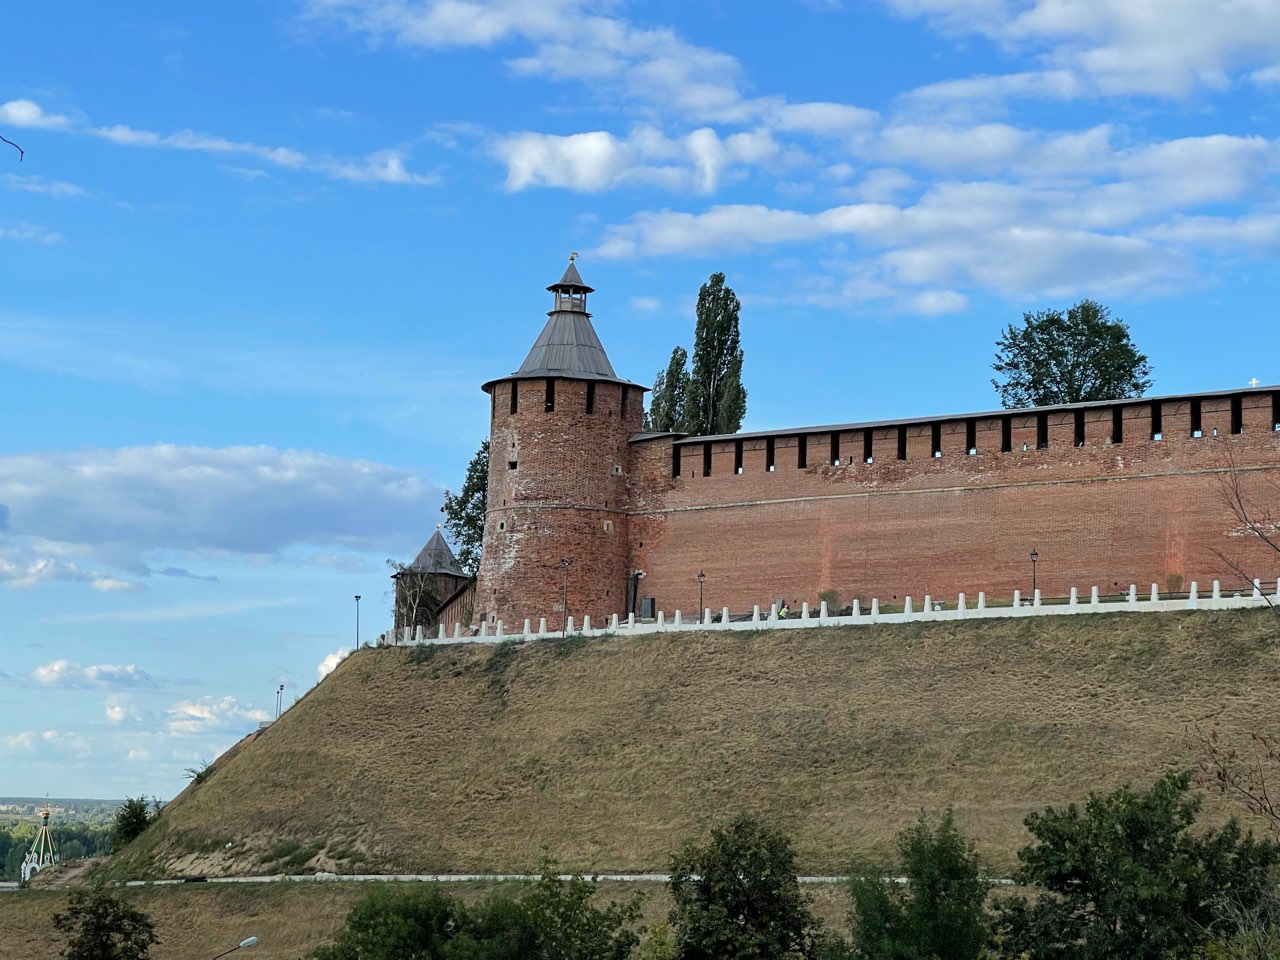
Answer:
(627, 392, 1280, 618)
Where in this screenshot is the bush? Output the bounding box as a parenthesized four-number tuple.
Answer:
(847, 810, 989, 960)
(998, 772, 1280, 960)
(111, 797, 156, 850)
(53, 886, 158, 960)
(668, 814, 821, 960)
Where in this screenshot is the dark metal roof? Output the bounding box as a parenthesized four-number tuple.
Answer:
(483, 260, 644, 392)
(405, 528, 466, 577)
(662, 384, 1279, 447)
(547, 258, 593, 293)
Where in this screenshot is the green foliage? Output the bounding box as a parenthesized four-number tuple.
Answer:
(309, 869, 640, 960)
(644, 272, 747, 437)
(521, 866, 642, 960)
(111, 797, 155, 850)
(847, 809, 990, 960)
(817, 589, 841, 610)
(309, 885, 460, 960)
(646, 346, 689, 433)
(52, 886, 158, 960)
(998, 772, 1280, 960)
(991, 299, 1152, 408)
(441, 439, 489, 576)
(184, 759, 213, 785)
(668, 813, 820, 960)
(639, 922, 677, 960)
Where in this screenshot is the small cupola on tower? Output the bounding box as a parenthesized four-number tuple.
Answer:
(550, 252, 591, 313)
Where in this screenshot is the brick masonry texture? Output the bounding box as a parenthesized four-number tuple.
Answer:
(474, 375, 1280, 629)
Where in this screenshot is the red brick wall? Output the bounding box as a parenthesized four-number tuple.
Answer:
(630, 392, 1280, 618)
(475, 377, 645, 627)
(478, 387, 1280, 625)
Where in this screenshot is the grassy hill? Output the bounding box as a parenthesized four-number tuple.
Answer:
(104, 609, 1280, 879)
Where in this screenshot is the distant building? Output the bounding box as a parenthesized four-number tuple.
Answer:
(392, 526, 470, 638)
(465, 258, 1280, 630)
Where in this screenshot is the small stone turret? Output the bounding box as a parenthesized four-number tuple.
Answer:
(475, 258, 645, 628)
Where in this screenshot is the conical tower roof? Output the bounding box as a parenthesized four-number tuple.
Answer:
(483, 258, 642, 392)
(407, 527, 465, 577)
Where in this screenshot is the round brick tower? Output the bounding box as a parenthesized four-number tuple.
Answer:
(475, 258, 646, 629)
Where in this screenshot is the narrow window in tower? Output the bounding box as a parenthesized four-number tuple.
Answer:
(1112, 406, 1124, 443)
(510, 381, 519, 415)
(545, 378, 556, 412)
(897, 425, 907, 460)
(1074, 409, 1086, 447)
(1190, 399, 1202, 437)
(1036, 412, 1049, 449)
(931, 422, 942, 458)
(1231, 395, 1243, 434)
(830, 431, 841, 466)
(863, 430, 873, 464)
(965, 419, 977, 455)
(702, 442, 712, 477)
(734, 440, 744, 474)
(797, 435, 808, 469)
(1273, 391, 1280, 430)
(1001, 416, 1012, 452)
(620, 387, 628, 416)
(1150, 401, 1163, 440)
(671, 445, 681, 478)
(764, 437, 775, 472)
(508, 460, 517, 470)
(586, 381, 596, 414)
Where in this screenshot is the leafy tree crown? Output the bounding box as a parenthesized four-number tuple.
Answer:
(441, 439, 488, 576)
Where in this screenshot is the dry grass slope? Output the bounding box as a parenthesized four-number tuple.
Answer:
(104, 609, 1280, 879)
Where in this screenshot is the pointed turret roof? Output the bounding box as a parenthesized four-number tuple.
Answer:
(407, 527, 465, 577)
(482, 257, 643, 392)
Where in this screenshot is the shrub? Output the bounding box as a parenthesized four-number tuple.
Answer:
(53, 886, 158, 960)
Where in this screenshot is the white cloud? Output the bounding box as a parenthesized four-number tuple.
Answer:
(317, 647, 351, 680)
(0, 444, 440, 586)
(167, 696, 270, 736)
(1, 729, 89, 755)
(105, 697, 144, 724)
(4, 175, 85, 199)
(0, 223, 63, 244)
(884, 0, 1280, 98)
(34, 660, 159, 690)
(494, 125, 793, 194)
(0, 99, 70, 129)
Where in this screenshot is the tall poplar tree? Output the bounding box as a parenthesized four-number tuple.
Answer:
(643, 272, 747, 436)
(440, 440, 488, 576)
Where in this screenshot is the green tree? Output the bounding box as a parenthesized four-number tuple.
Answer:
(847, 810, 989, 960)
(998, 772, 1279, 960)
(441, 439, 489, 576)
(310, 886, 460, 960)
(644, 346, 690, 433)
(991, 299, 1152, 409)
(685, 273, 747, 436)
(668, 814, 820, 960)
(111, 797, 154, 850)
(644, 273, 747, 437)
(52, 886, 158, 960)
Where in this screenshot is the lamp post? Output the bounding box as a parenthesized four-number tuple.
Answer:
(1030, 549, 1039, 598)
(560, 559, 571, 637)
(275, 684, 285, 720)
(211, 936, 259, 960)
(697, 570, 705, 620)
(354, 594, 361, 647)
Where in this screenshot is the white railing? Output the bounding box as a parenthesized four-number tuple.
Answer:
(376, 578, 1279, 647)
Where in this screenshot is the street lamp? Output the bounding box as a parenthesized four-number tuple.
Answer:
(697, 570, 705, 620)
(275, 684, 285, 720)
(1030, 549, 1039, 598)
(211, 936, 259, 960)
(559, 559, 572, 636)
(354, 594, 361, 647)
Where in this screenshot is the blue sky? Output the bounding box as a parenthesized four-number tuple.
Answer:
(3, 0, 1279, 799)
